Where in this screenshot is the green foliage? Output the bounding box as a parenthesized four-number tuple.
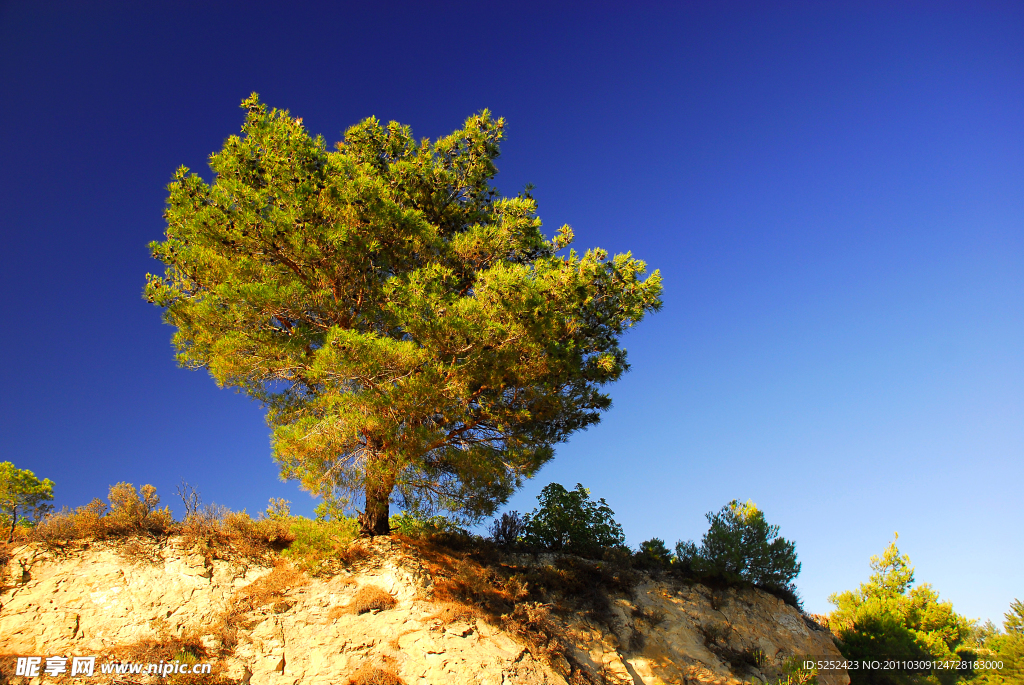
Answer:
(0, 461, 55, 542)
(966, 599, 1024, 685)
(675, 499, 800, 591)
(488, 510, 527, 547)
(633, 537, 673, 571)
(522, 483, 625, 557)
(827, 534, 973, 685)
(145, 95, 662, 534)
(774, 655, 818, 685)
(280, 516, 360, 575)
(388, 510, 462, 537)
(265, 498, 292, 520)
(1008, 600, 1024, 636)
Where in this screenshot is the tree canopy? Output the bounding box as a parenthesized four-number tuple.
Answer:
(0, 461, 54, 542)
(145, 95, 662, 534)
(522, 482, 625, 556)
(828, 534, 973, 685)
(675, 499, 801, 591)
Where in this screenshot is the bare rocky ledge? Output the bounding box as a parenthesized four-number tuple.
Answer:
(0, 537, 849, 685)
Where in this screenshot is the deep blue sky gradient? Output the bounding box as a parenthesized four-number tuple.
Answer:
(1, 2, 1021, 622)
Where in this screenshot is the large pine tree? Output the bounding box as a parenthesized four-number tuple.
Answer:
(146, 95, 661, 534)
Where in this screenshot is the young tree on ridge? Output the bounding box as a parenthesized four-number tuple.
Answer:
(827, 534, 973, 685)
(0, 461, 54, 542)
(145, 95, 662, 535)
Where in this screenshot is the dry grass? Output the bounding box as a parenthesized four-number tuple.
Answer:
(178, 508, 294, 561)
(0, 542, 12, 590)
(117, 537, 165, 565)
(397, 534, 602, 685)
(93, 625, 235, 685)
(231, 560, 307, 613)
(23, 484, 293, 564)
(424, 601, 478, 626)
(195, 561, 309, 653)
(30, 485, 170, 548)
(631, 604, 667, 627)
(347, 663, 405, 685)
(387, 629, 417, 650)
(347, 584, 397, 614)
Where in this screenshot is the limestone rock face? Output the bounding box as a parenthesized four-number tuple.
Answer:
(0, 539, 848, 685)
(558, 579, 848, 685)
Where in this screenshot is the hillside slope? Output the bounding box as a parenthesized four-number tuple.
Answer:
(0, 537, 848, 685)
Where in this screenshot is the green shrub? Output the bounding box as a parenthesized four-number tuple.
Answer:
(828, 535, 974, 685)
(389, 510, 461, 538)
(676, 499, 800, 591)
(633, 537, 673, 571)
(968, 599, 1024, 685)
(281, 516, 360, 574)
(522, 483, 625, 557)
(488, 511, 527, 547)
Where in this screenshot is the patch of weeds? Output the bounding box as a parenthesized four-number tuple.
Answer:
(700, 621, 730, 645)
(518, 556, 637, 623)
(201, 561, 307, 653)
(758, 582, 804, 611)
(347, 662, 405, 685)
(117, 537, 165, 566)
(230, 561, 307, 614)
(97, 629, 233, 685)
(628, 627, 646, 652)
(771, 656, 818, 685)
(281, 516, 360, 575)
(502, 602, 597, 684)
(631, 604, 666, 628)
(0, 542, 12, 590)
(347, 585, 397, 614)
(727, 647, 770, 670)
(399, 536, 600, 685)
(424, 602, 478, 627)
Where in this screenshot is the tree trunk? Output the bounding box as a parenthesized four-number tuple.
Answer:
(6, 505, 17, 543)
(358, 484, 391, 537)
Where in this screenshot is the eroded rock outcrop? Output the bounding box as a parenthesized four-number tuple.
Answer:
(0, 538, 848, 685)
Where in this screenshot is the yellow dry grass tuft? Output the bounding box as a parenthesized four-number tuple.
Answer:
(347, 584, 397, 614)
(231, 560, 307, 613)
(424, 601, 478, 626)
(347, 663, 405, 685)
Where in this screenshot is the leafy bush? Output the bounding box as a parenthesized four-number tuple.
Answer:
(633, 537, 673, 571)
(675, 499, 800, 591)
(106, 483, 173, 535)
(389, 510, 462, 538)
(968, 599, 1024, 685)
(488, 511, 527, 547)
(522, 483, 625, 557)
(31, 484, 173, 545)
(281, 515, 361, 575)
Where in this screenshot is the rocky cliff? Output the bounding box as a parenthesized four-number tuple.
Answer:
(0, 537, 848, 685)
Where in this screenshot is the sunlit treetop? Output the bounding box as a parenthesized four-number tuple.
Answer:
(146, 94, 662, 534)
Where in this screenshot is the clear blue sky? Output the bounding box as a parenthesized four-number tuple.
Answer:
(1, 2, 1020, 623)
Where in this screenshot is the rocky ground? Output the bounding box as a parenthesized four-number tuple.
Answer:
(0, 537, 849, 685)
